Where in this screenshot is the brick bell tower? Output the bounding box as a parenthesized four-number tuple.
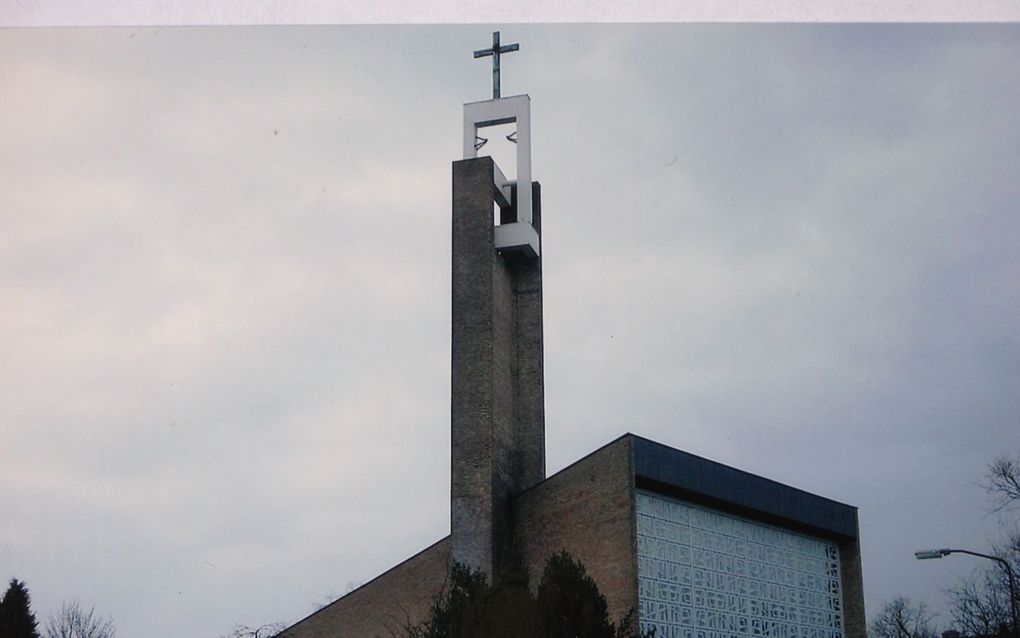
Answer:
(450, 31, 545, 578)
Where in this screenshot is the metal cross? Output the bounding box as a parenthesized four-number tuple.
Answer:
(473, 31, 519, 99)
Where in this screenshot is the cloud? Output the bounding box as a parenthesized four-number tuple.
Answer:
(1, 24, 1018, 637)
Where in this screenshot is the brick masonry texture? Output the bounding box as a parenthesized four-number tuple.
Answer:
(279, 537, 450, 638)
(510, 436, 638, 625)
(450, 157, 545, 577)
(277, 153, 866, 638)
(839, 536, 867, 638)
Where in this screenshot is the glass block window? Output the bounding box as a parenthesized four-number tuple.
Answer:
(636, 491, 843, 638)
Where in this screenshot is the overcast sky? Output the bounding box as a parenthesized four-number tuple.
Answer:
(1, 24, 1018, 637)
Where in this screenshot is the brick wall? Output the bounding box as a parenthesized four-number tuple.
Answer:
(450, 157, 545, 577)
(279, 537, 450, 638)
(509, 436, 637, 624)
(839, 536, 867, 638)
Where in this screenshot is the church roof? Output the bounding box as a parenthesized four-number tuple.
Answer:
(517, 433, 860, 543)
(630, 434, 859, 541)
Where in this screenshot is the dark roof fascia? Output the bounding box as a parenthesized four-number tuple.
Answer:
(630, 434, 859, 542)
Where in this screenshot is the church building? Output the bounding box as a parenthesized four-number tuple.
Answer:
(279, 33, 865, 638)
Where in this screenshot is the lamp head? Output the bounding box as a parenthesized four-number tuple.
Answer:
(915, 549, 952, 560)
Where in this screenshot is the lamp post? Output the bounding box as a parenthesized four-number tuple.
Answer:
(916, 547, 1019, 637)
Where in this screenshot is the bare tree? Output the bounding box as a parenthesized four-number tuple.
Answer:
(949, 452, 1020, 636)
(870, 597, 939, 638)
(985, 454, 1020, 514)
(44, 601, 115, 638)
(223, 622, 286, 638)
(951, 571, 1013, 638)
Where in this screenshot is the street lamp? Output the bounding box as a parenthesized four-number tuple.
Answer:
(916, 547, 1019, 637)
